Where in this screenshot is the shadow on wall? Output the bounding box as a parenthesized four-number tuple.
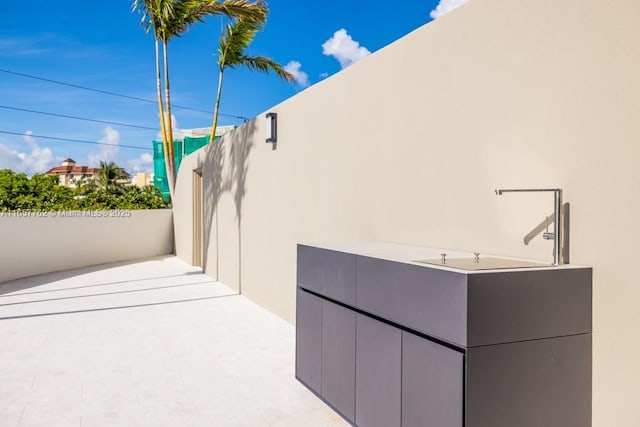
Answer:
(202, 128, 228, 278)
(201, 119, 257, 291)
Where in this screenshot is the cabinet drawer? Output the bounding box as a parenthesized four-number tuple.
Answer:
(357, 256, 468, 346)
(297, 245, 357, 305)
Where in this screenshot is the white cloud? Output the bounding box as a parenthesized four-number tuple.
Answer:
(87, 127, 154, 174)
(284, 61, 309, 87)
(0, 128, 153, 178)
(23, 130, 37, 146)
(125, 152, 154, 174)
(0, 131, 59, 175)
(322, 29, 371, 69)
(88, 126, 120, 166)
(319, 72, 329, 79)
(430, 0, 469, 19)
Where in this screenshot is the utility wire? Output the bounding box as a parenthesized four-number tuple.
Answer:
(0, 130, 149, 151)
(0, 105, 158, 131)
(0, 68, 250, 121)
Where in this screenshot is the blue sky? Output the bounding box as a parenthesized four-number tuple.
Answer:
(0, 0, 468, 175)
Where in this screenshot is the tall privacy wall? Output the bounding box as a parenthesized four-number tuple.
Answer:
(173, 0, 640, 424)
(0, 210, 173, 283)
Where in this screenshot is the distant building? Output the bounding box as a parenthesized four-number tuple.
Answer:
(45, 159, 100, 188)
(132, 172, 154, 188)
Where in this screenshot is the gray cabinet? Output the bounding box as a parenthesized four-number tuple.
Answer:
(298, 245, 357, 305)
(296, 291, 357, 421)
(321, 300, 356, 421)
(466, 269, 592, 346)
(295, 288, 322, 391)
(402, 331, 463, 427)
(356, 255, 592, 348)
(356, 255, 468, 345)
(355, 314, 402, 427)
(465, 334, 592, 427)
(295, 243, 592, 427)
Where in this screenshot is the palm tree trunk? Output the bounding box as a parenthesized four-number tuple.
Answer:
(162, 40, 176, 199)
(209, 70, 225, 144)
(155, 39, 174, 201)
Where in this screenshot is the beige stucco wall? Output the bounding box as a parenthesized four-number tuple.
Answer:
(173, 0, 640, 424)
(0, 209, 173, 283)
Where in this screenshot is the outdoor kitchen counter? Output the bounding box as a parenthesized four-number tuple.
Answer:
(295, 241, 592, 427)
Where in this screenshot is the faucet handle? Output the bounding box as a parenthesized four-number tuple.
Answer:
(473, 252, 480, 263)
(543, 232, 556, 240)
(440, 253, 447, 264)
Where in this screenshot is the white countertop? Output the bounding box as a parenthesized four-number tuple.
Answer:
(299, 241, 587, 274)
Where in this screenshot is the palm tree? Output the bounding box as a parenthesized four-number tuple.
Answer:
(209, 13, 295, 144)
(132, 0, 268, 200)
(98, 161, 129, 189)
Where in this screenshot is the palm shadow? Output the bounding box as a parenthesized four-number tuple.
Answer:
(229, 119, 257, 293)
(202, 131, 228, 279)
(201, 119, 257, 291)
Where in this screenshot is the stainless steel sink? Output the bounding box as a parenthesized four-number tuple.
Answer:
(413, 257, 552, 271)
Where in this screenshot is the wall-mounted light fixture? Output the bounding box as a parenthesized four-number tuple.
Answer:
(265, 112, 277, 143)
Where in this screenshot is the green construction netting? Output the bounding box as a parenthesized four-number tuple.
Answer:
(153, 135, 217, 201)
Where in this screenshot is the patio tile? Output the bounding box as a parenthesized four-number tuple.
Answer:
(0, 256, 348, 426)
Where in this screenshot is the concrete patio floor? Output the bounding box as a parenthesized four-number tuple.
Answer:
(0, 256, 347, 427)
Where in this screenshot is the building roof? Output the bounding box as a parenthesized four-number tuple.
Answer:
(45, 165, 100, 175)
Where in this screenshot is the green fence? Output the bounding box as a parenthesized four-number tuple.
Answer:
(153, 135, 216, 201)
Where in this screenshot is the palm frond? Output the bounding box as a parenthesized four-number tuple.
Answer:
(208, 2, 293, 143)
(201, 0, 268, 24)
(98, 161, 128, 189)
(134, 0, 267, 42)
(216, 15, 294, 83)
(132, 0, 156, 34)
(218, 16, 264, 68)
(237, 56, 296, 83)
(132, 0, 179, 40)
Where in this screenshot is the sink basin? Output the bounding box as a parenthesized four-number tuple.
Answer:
(413, 257, 552, 271)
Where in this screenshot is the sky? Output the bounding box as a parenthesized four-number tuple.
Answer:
(0, 0, 469, 176)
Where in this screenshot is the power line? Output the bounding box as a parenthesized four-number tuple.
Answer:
(0, 130, 149, 151)
(0, 68, 250, 121)
(0, 105, 159, 131)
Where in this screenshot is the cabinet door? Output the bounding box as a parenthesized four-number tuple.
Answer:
(356, 314, 402, 427)
(466, 334, 591, 427)
(295, 289, 322, 392)
(322, 300, 356, 422)
(402, 331, 464, 427)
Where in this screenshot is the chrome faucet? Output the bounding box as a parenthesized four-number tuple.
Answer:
(494, 188, 564, 265)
